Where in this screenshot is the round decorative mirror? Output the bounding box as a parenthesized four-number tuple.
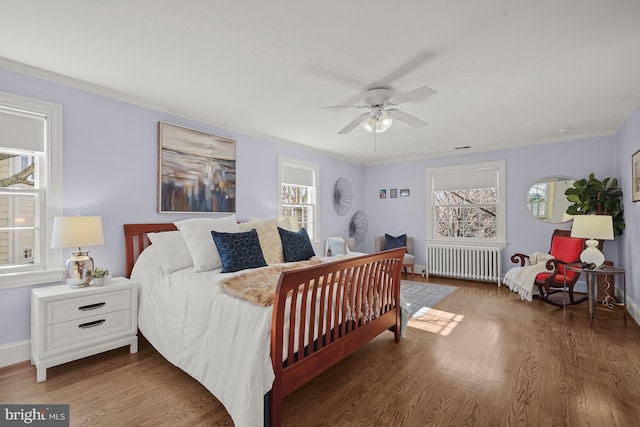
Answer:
(526, 176, 575, 223)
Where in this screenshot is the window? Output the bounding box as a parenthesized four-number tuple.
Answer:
(278, 156, 319, 241)
(0, 91, 63, 288)
(427, 161, 506, 245)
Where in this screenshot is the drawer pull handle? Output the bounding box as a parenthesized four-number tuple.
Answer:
(78, 302, 106, 311)
(78, 319, 106, 329)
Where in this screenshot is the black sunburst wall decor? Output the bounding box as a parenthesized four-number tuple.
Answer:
(349, 210, 368, 245)
(332, 177, 353, 216)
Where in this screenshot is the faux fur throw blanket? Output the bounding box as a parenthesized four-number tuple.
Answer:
(219, 259, 322, 306)
(503, 252, 555, 302)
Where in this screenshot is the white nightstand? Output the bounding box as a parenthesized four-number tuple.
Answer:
(31, 277, 138, 382)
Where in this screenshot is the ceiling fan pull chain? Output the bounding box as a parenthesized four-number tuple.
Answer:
(374, 118, 377, 152)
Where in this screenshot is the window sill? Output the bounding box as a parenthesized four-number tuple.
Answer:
(0, 270, 64, 290)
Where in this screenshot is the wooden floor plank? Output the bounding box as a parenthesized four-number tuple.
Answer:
(2, 276, 639, 426)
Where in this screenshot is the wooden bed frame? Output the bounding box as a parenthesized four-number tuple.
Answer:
(124, 223, 405, 427)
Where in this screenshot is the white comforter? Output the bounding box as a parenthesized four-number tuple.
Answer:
(131, 245, 274, 427)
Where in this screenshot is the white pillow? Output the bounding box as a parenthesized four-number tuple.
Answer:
(240, 218, 284, 264)
(147, 231, 193, 274)
(175, 215, 239, 272)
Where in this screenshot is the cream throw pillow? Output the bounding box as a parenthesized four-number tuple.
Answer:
(278, 216, 299, 231)
(240, 218, 284, 264)
(175, 215, 239, 272)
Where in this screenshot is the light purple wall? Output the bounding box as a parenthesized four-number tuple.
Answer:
(0, 68, 364, 345)
(364, 135, 619, 274)
(615, 105, 640, 306)
(1, 64, 636, 347)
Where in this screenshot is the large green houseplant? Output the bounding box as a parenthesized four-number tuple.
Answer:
(564, 173, 625, 236)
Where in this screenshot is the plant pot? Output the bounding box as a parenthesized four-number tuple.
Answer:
(93, 277, 104, 287)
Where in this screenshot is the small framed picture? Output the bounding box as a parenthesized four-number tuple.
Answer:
(390, 188, 398, 198)
(400, 188, 410, 197)
(633, 149, 640, 202)
(379, 189, 387, 199)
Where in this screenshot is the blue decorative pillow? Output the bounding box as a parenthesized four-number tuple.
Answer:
(383, 233, 407, 251)
(211, 229, 267, 273)
(278, 227, 316, 262)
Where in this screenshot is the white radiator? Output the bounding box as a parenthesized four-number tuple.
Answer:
(426, 243, 502, 285)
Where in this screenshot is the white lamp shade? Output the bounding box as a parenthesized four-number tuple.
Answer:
(570, 214, 613, 268)
(51, 216, 104, 249)
(570, 215, 614, 240)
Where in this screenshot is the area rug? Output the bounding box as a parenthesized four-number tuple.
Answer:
(401, 280, 458, 318)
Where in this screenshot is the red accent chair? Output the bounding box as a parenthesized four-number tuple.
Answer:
(510, 229, 588, 306)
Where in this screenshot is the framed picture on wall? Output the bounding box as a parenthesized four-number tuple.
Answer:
(379, 189, 387, 199)
(390, 188, 398, 198)
(400, 188, 410, 197)
(158, 122, 237, 213)
(633, 149, 640, 202)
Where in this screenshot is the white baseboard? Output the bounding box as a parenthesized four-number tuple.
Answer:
(0, 340, 30, 368)
(622, 292, 640, 326)
(405, 264, 427, 278)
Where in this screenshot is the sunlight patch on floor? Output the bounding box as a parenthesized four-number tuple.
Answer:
(407, 307, 464, 336)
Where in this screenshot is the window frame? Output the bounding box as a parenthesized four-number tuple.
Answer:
(0, 91, 63, 289)
(426, 160, 506, 247)
(277, 155, 320, 242)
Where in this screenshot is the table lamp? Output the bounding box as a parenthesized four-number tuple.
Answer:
(51, 216, 104, 287)
(570, 215, 614, 268)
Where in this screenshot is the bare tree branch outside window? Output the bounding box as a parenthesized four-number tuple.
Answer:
(1, 151, 37, 266)
(434, 188, 497, 238)
(281, 184, 315, 239)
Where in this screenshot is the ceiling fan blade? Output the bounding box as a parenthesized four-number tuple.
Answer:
(387, 109, 429, 128)
(338, 112, 371, 134)
(303, 65, 363, 90)
(374, 50, 435, 86)
(321, 104, 369, 109)
(391, 86, 437, 104)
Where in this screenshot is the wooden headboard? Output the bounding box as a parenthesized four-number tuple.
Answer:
(123, 223, 177, 278)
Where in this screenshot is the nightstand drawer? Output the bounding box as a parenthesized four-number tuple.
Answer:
(47, 289, 132, 325)
(46, 309, 132, 351)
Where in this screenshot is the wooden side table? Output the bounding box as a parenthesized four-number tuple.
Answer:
(564, 264, 626, 328)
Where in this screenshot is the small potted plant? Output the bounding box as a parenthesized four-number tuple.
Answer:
(92, 268, 111, 286)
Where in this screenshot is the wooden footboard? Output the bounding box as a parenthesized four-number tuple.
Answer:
(123, 224, 404, 427)
(270, 248, 405, 427)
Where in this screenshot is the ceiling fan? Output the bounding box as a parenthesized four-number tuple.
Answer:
(332, 85, 436, 134)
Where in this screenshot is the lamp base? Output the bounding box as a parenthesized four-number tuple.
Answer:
(580, 239, 605, 268)
(65, 250, 94, 287)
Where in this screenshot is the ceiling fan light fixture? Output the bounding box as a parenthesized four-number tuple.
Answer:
(361, 114, 393, 133)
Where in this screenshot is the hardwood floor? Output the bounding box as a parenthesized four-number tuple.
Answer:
(2, 276, 639, 426)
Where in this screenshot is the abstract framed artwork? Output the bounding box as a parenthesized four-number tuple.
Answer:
(400, 188, 410, 197)
(633, 149, 640, 202)
(390, 188, 398, 198)
(158, 122, 236, 213)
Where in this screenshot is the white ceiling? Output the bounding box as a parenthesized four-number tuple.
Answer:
(1, 1, 639, 165)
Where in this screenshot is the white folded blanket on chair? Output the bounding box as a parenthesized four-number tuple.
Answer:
(503, 252, 555, 301)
